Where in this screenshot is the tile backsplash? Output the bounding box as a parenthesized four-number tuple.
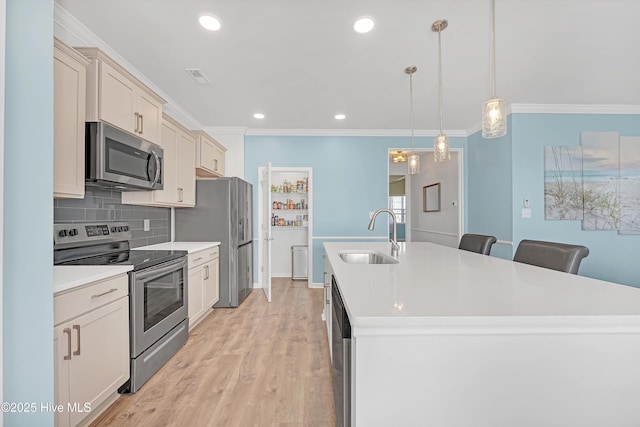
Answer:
(54, 188, 171, 248)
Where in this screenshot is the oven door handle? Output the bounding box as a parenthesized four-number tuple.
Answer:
(134, 258, 187, 281)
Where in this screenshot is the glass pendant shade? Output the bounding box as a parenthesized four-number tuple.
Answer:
(408, 154, 420, 174)
(482, 97, 508, 138)
(433, 134, 450, 162)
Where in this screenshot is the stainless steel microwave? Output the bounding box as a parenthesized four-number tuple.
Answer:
(85, 121, 163, 191)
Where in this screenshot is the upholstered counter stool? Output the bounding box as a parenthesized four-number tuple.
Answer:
(513, 239, 589, 274)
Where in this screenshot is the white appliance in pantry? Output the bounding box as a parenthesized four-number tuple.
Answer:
(258, 164, 313, 302)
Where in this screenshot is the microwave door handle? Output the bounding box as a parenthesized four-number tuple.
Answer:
(151, 151, 161, 187)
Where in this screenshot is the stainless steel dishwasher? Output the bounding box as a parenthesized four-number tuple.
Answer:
(332, 275, 351, 426)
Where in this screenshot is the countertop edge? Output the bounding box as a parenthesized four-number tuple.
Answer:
(136, 241, 221, 253)
(54, 265, 133, 295)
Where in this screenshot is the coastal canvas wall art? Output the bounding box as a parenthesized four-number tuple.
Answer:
(619, 136, 640, 234)
(544, 132, 640, 234)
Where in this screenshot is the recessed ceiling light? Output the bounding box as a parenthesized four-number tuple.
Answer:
(253, 113, 265, 119)
(335, 114, 346, 120)
(199, 14, 221, 31)
(354, 17, 374, 33)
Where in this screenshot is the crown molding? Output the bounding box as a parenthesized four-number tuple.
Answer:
(245, 128, 468, 137)
(511, 104, 640, 115)
(202, 127, 248, 137)
(54, 3, 204, 132)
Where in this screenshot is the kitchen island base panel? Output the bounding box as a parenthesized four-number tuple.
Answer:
(353, 332, 640, 427)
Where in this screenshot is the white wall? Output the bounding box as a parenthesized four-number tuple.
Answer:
(410, 150, 461, 247)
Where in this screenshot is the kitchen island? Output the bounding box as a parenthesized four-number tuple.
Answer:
(324, 241, 640, 427)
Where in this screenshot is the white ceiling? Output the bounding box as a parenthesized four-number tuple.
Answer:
(56, 0, 640, 132)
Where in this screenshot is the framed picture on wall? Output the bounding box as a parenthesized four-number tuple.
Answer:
(423, 183, 441, 212)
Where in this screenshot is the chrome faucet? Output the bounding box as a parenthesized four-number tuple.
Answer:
(368, 208, 400, 257)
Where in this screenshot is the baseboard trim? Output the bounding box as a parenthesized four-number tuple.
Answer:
(252, 281, 322, 289)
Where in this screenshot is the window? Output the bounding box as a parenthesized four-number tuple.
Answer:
(388, 196, 406, 224)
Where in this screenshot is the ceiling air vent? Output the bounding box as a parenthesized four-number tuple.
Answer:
(185, 68, 211, 85)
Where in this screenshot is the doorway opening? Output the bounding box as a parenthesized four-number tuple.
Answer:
(388, 148, 464, 246)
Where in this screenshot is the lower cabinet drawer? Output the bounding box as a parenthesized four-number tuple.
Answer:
(54, 274, 128, 325)
(188, 246, 219, 269)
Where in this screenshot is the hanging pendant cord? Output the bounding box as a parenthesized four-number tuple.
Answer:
(438, 28, 444, 134)
(491, 0, 497, 98)
(409, 71, 415, 153)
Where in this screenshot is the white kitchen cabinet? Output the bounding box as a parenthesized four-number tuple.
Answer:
(54, 274, 129, 427)
(75, 47, 165, 145)
(54, 38, 90, 199)
(187, 246, 220, 331)
(193, 130, 226, 177)
(122, 114, 196, 207)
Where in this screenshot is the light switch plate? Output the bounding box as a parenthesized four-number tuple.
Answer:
(522, 208, 532, 219)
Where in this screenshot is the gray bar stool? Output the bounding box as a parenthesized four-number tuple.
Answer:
(513, 239, 589, 274)
(458, 234, 497, 255)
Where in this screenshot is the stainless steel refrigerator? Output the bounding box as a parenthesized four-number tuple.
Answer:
(175, 177, 253, 308)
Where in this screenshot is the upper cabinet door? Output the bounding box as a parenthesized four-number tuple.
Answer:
(77, 47, 165, 146)
(176, 131, 196, 206)
(99, 60, 137, 134)
(194, 131, 227, 178)
(136, 91, 163, 144)
(53, 38, 90, 199)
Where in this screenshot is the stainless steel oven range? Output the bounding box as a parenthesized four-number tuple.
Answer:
(54, 221, 188, 393)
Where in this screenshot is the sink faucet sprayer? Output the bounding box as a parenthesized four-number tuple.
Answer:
(368, 208, 400, 257)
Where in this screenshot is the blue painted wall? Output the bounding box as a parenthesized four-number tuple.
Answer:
(4, 0, 55, 425)
(467, 118, 513, 259)
(511, 113, 640, 287)
(245, 135, 467, 283)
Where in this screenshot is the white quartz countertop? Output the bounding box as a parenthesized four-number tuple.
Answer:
(54, 265, 133, 295)
(137, 241, 220, 253)
(53, 242, 218, 294)
(324, 241, 640, 331)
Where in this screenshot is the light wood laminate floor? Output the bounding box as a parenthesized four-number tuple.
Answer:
(90, 278, 335, 427)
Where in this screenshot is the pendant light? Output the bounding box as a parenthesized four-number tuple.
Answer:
(482, 0, 508, 138)
(432, 19, 450, 162)
(405, 66, 420, 174)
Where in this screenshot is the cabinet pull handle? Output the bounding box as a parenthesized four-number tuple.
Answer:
(63, 328, 72, 360)
(204, 265, 209, 280)
(73, 325, 81, 356)
(178, 187, 183, 202)
(140, 114, 144, 134)
(214, 159, 218, 171)
(134, 112, 140, 133)
(92, 288, 118, 298)
(193, 257, 203, 263)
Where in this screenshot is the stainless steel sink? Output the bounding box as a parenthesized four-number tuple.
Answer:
(338, 251, 399, 264)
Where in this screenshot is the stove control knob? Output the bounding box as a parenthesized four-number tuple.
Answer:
(117, 226, 123, 232)
(69, 228, 78, 237)
(58, 230, 68, 237)
(111, 226, 116, 233)
(124, 226, 129, 231)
